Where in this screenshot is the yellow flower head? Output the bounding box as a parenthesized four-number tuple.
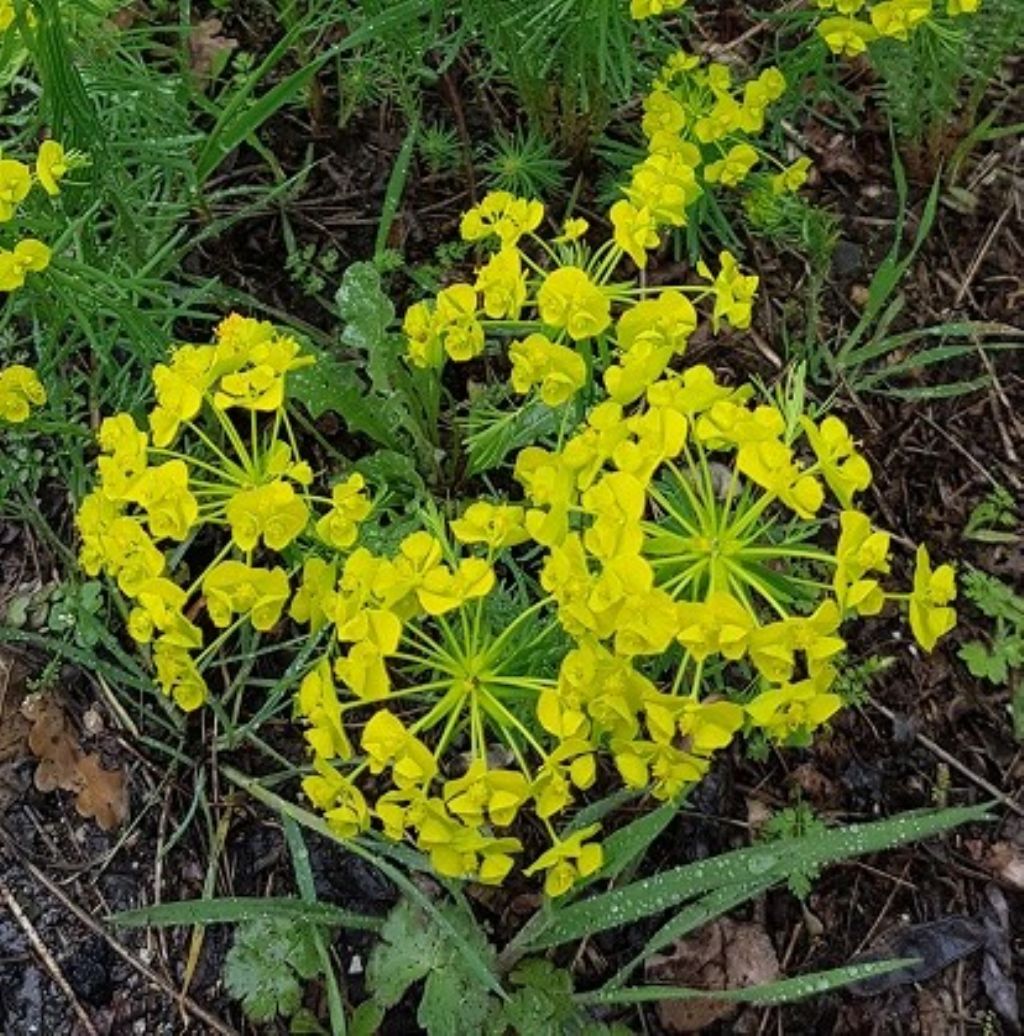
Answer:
(610, 199, 661, 268)
(908, 544, 956, 651)
(508, 333, 586, 407)
(0, 239, 52, 292)
(523, 823, 603, 897)
(0, 364, 46, 423)
(36, 140, 69, 196)
(537, 266, 612, 341)
(0, 159, 31, 221)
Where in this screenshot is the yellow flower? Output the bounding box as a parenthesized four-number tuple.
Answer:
(617, 290, 697, 356)
(361, 710, 436, 789)
(610, 200, 660, 267)
(772, 156, 813, 195)
(202, 561, 290, 631)
(96, 413, 149, 500)
(289, 557, 338, 631)
(676, 592, 755, 661)
(153, 638, 208, 712)
(213, 333, 312, 411)
(612, 737, 709, 799)
(127, 577, 202, 649)
(833, 510, 890, 615)
(870, 0, 932, 40)
(508, 333, 586, 407)
(524, 824, 603, 897)
(748, 600, 846, 683)
(515, 446, 577, 546)
(35, 141, 68, 196)
(697, 250, 758, 331)
(747, 670, 843, 744)
(475, 247, 527, 320)
(460, 191, 544, 246)
(0, 159, 31, 221)
(302, 760, 369, 838)
(630, 0, 687, 18)
(148, 345, 216, 447)
(134, 460, 199, 540)
(297, 657, 352, 759)
(0, 239, 51, 292)
(226, 480, 308, 552)
(334, 639, 392, 700)
(554, 216, 589, 243)
(705, 143, 760, 187)
(444, 760, 531, 827)
(947, 0, 980, 12)
(908, 544, 956, 651)
(626, 151, 701, 227)
(818, 15, 879, 54)
(800, 414, 872, 508)
(417, 557, 495, 615)
(316, 473, 371, 549)
(645, 692, 745, 754)
(0, 364, 46, 422)
(403, 300, 443, 369)
(435, 282, 484, 362)
(537, 266, 611, 341)
(450, 500, 528, 549)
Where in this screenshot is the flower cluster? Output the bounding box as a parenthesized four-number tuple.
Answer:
(815, 0, 981, 56)
(75, 314, 373, 711)
(80, 288, 958, 902)
(0, 364, 47, 423)
(0, 141, 78, 293)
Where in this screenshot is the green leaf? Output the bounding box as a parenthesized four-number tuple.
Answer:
(419, 955, 495, 1036)
(466, 398, 560, 476)
(349, 1001, 386, 1036)
(336, 262, 401, 393)
(959, 641, 1008, 684)
(225, 915, 323, 1023)
(577, 958, 919, 1008)
(367, 900, 446, 1008)
(526, 804, 991, 951)
(289, 355, 402, 450)
(110, 896, 379, 931)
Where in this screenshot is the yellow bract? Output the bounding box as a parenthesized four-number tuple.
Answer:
(0, 364, 46, 423)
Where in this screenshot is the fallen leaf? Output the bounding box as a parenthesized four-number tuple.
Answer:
(980, 884, 1020, 1034)
(21, 692, 128, 832)
(645, 918, 780, 1033)
(985, 841, 1024, 891)
(75, 753, 129, 832)
(848, 917, 987, 997)
(188, 18, 237, 86)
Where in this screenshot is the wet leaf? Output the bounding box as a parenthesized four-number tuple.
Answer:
(848, 916, 986, 996)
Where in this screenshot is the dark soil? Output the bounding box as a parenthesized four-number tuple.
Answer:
(2, 4, 1022, 1034)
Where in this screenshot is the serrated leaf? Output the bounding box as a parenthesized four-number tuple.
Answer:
(419, 957, 495, 1036)
(959, 641, 1008, 684)
(366, 900, 446, 1008)
(225, 915, 323, 1023)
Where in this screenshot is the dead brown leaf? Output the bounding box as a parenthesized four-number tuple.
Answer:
(188, 18, 237, 86)
(21, 692, 128, 832)
(985, 841, 1024, 891)
(645, 918, 780, 1033)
